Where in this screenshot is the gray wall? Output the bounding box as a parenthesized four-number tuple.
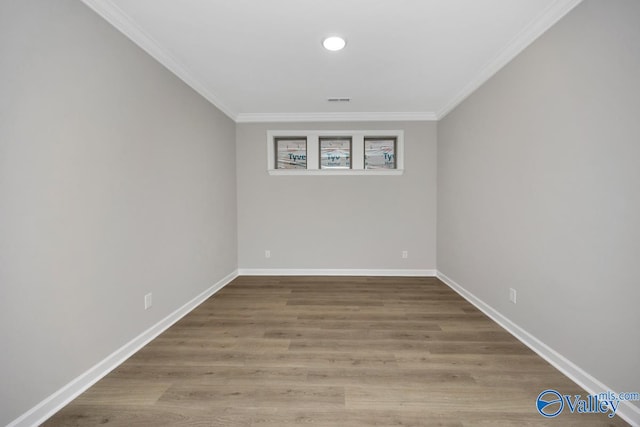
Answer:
(0, 1, 237, 424)
(237, 122, 437, 271)
(4, 0, 638, 424)
(438, 0, 639, 406)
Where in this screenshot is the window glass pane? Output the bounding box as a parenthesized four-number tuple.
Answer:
(320, 137, 351, 169)
(364, 137, 396, 169)
(275, 137, 307, 169)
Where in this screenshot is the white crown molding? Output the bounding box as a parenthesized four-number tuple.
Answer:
(235, 111, 437, 123)
(7, 270, 239, 427)
(436, 0, 584, 119)
(82, 0, 582, 124)
(436, 271, 640, 426)
(80, 0, 238, 120)
(237, 268, 436, 277)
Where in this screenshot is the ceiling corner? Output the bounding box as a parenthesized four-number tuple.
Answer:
(80, 0, 239, 121)
(436, 0, 584, 120)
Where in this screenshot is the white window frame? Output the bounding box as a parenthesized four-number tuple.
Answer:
(267, 130, 404, 175)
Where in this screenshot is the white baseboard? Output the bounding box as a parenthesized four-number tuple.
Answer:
(237, 268, 437, 277)
(436, 271, 640, 427)
(15, 268, 636, 426)
(8, 270, 239, 427)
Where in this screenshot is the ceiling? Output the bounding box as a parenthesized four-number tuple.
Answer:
(81, 0, 582, 122)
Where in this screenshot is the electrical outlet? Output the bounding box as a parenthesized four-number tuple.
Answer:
(265, 250, 271, 259)
(509, 288, 517, 304)
(144, 293, 152, 310)
(402, 250, 408, 259)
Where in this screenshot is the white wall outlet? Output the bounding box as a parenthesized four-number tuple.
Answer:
(144, 293, 152, 310)
(509, 288, 517, 304)
(402, 250, 408, 259)
(265, 250, 271, 259)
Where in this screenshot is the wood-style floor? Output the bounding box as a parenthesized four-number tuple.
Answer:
(44, 276, 628, 426)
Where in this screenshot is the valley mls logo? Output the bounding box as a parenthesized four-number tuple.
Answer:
(536, 390, 565, 417)
(536, 389, 621, 418)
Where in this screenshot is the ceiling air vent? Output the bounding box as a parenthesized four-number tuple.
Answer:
(327, 97, 351, 102)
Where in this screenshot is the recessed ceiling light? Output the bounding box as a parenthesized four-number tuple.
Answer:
(322, 36, 346, 51)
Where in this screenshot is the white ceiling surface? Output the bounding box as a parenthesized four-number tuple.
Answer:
(82, 0, 582, 122)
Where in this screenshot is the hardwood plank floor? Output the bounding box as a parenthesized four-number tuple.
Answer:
(43, 276, 628, 426)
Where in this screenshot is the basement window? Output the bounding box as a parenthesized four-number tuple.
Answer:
(365, 137, 396, 169)
(267, 130, 403, 175)
(319, 137, 352, 169)
(275, 137, 307, 169)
